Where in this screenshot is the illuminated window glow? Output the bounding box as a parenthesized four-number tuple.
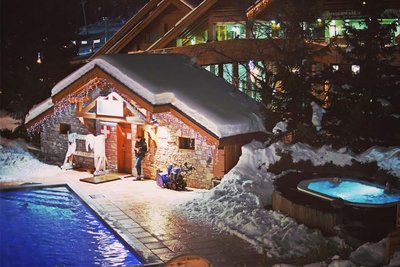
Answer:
(214, 22, 245, 41)
(351, 65, 360, 74)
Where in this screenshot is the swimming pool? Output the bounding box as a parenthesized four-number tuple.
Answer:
(0, 186, 143, 267)
(297, 178, 400, 207)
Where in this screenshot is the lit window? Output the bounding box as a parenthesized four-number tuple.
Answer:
(238, 63, 247, 92)
(60, 123, 71, 134)
(214, 23, 245, 41)
(178, 137, 195, 150)
(223, 63, 233, 83)
(332, 65, 339, 72)
(351, 65, 360, 74)
(253, 21, 272, 39)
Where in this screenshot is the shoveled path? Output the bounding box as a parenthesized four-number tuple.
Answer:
(2, 173, 275, 266)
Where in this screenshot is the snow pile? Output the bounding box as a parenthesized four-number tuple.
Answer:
(0, 138, 65, 181)
(179, 141, 347, 259)
(286, 143, 399, 176)
(288, 143, 354, 167)
(277, 239, 400, 267)
(388, 251, 400, 267)
(310, 101, 325, 132)
(0, 111, 21, 132)
(179, 141, 400, 260)
(358, 146, 400, 177)
(349, 238, 387, 266)
(272, 120, 288, 134)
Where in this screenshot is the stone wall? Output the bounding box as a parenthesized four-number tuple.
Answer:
(97, 122, 118, 171)
(143, 112, 217, 189)
(39, 106, 219, 189)
(40, 107, 92, 167)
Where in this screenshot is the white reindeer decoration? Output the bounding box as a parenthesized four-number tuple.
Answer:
(61, 132, 77, 170)
(85, 134, 108, 175)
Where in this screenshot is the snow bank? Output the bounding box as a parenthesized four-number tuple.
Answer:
(179, 141, 347, 259)
(0, 111, 21, 132)
(284, 143, 399, 177)
(358, 146, 400, 177)
(349, 238, 387, 266)
(0, 137, 67, 181)
(282, 238, 399, 267)
(288, 143, 354, 167)
(388, 251, 400, 267)
(179, 141, 400, 260)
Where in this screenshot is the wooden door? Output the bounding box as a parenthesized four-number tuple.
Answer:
(213, 148, 225, 177)
(117, 123, 132, 173)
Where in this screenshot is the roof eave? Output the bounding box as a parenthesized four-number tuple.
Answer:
(90, 0, 163, 59)
(147, 0, 217, 50)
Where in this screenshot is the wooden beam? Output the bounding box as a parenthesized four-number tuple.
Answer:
(148, 0, 218, 50)
(69, 96, 92, 104)
(90, 0, 163, 58)
(246, 0, 275, 20)
(219, 131, 267, 146)
(76, 112, 144, 124)
(76, 112, 97, 119)
(100, 0, 192, 55)
(80, 98, 97, 113)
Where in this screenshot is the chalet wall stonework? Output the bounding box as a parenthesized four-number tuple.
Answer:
(98, 122, 117, 171)
(40, 108, 92, 167)
(39, 105, 219, 189)
(142, 112, 217, 189)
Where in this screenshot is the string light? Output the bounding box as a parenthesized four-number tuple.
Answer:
(27, 78, 115, 135)
(27, 78, 218, 154)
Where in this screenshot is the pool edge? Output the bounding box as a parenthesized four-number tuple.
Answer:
(0, 183, 163, 266)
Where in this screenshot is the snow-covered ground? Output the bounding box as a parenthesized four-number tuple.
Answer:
(0, 138, 90, 182)
(0, 136, 399, 266)
(178, 141, 400, 266)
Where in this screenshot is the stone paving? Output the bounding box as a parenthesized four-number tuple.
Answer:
(1, 173, 277, 267)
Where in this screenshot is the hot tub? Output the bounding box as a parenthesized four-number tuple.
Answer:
(297, 178, 400, 208)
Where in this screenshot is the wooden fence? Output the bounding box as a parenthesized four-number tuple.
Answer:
(386, 204, 400, 263)
(272, 191, 343, 234)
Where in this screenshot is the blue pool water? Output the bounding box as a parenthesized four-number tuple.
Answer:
(300, 178, 400, 206)
(0, 186, 143, 267)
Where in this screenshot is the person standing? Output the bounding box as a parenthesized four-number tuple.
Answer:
(134, 136, 147, 180)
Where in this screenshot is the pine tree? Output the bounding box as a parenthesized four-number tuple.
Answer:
(325, 0, 399, 149)
(266, 0, 327, 141)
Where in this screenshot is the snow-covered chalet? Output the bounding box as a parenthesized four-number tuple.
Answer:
(25, 54, 266, 188)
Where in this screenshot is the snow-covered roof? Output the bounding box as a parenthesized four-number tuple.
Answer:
(25, 97, 54, 124)
(50, 54, 265, 138)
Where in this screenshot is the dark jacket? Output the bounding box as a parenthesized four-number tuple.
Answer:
(134, 138, 147, 157)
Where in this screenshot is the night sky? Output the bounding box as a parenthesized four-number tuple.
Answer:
(0, 0, 147, 116)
